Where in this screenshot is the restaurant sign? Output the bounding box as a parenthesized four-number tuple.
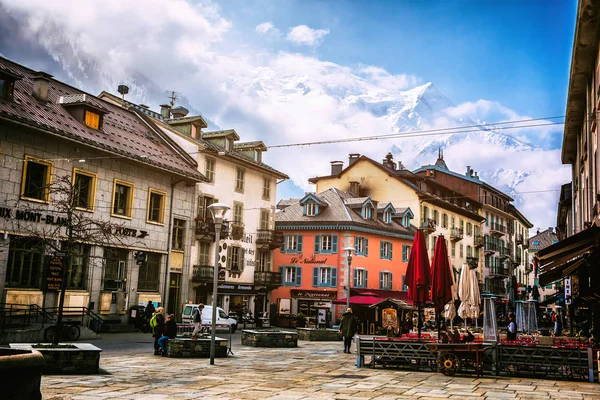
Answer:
(44, 253, 65, 291)
(291, 290, 337, 299)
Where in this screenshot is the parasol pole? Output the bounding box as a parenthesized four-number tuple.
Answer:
(437, 308, 441, 342)
(417, 303, 422, 338)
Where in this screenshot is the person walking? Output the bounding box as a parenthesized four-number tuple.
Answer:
(158, 314, 177, 356)
(191, 303, 205, 339)
(150, 307, 165, 355)
(338, 308, 358, 354)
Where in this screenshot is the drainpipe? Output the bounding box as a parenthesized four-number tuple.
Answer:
(162, 179, 180, 311)
(571, 179, 575, 237)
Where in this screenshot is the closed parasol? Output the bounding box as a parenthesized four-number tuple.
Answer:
(430, 235, 455, 339)
(405, 229, 431, 338)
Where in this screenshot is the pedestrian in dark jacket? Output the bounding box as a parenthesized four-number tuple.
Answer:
(151, 307, 165, 355)
(507, 312, 517, 341)
(143, 301, 155, 332)
(338, 308, 358, 353)
(158, 314, 177, 356)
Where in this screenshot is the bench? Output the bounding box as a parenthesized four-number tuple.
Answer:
(355, 335, 437, 370)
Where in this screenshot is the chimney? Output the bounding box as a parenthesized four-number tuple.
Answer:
(466, 166, 471, 176)
(330, 161, 343, 175)
(382, 152, 395, 170)
(349, 181, 360, 196)
(349, 153, 360, 166)
(474, 171, 479, 180)
(160, 104, 171, 119)
(32, 71, 52, 102)
(548, 227, 553, 233)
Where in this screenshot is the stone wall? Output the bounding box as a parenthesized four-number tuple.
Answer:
(10, 343, 101, 374)
(166, 338, 228, 358)
(0, 348, 44, 400)
(241, 329, 297, 347)
(297, 328, 342, 341)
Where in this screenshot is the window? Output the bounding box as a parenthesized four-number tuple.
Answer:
(433, 210, 439, 225)
(353, 268, 368, 288)
(281, 265, 302, 286)
(460, 244, 464, 258)
(102, 247, 127, 290)
(197, 195, 217, 220)
(402, 244, 411, 262)
(283, 235, 303, 253)
(451, 216, 455, 228)
(262, 177, 270, 200)
(466, 222, 472, 236)
(306, 202, 317, 216)
(65, 243, 90, 290)
(6, 237, 44, 288)
(228, 246, 243, 272)
(205, 158, 215, 183)
(452, 242, 456, 257)
(460, 219, 464, 231)
(172, 219, 186, 251)
(315, 234, 338, 253)
(198, 241, 211, 265)
(257, 250, 271, 271)
(313, 266, 337, 287)
(260, 209, 270, 230)
(21, 156, 52, 202)
(233, 202, 243, 224)
(112, 179, 134, 218)
(383, 210, 392, 223)
(0, 77, 15, 100)
(380, 271, 392, 290)
(235, 167, 245, 192)
(442, 213, 448, 228)
(73, 169, 96, 210)
(147, 189, 166, 224)
(485, 212, 489, 226)
(362, 205, 373, 219)
(354, 237, 368, 256)
(402, 274, 408, 291)
(380, 241, 393, 260)
(84, 110, 100, 129)
(138, 252, 160, 291)
(467, 246, 472, 257)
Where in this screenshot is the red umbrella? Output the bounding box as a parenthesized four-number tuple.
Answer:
(404, 229, 431, 337)
(430, 235, 453, 312)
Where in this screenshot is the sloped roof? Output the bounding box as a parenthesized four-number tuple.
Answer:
(234, 141, 268, 151)
(0, 57, 204, 181)
(203, 129, 240, 140)
(275, 188, 415, 238)
(529, 228, 558, 252)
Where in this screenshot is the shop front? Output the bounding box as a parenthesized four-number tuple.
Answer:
(291, 289, 336, 328)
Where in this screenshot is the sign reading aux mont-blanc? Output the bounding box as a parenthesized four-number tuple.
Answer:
(0, 206, 148, 238)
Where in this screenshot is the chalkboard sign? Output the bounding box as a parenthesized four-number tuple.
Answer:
(44, 253, 65, 291)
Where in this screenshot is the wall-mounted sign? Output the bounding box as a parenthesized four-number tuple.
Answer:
(564, 276, 572, 305)
(289, 255, 328, 265)
(291, 290, 337, 299)
(44, 253, 65, 291)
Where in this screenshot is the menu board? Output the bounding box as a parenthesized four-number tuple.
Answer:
(45, 254, 65, 291)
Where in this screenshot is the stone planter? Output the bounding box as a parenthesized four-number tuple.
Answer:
(241, 329, 298, 347)
(10, 343, 102, 374)
(297, 327, 342, 341)
(0, 348, 44, 400)
(165, 337, 229, 358)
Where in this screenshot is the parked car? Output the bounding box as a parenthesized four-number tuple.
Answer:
(181, 304, 238, 333)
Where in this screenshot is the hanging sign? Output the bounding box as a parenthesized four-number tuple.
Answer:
(564, 276, 572, 305)
(44, 253, 65, 291)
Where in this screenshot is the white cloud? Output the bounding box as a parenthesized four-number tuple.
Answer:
(255, 21, 281, 37)
(0, 0, 565, 231)
(286, 25, 330, 46)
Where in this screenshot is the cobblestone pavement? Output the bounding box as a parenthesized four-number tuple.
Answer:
(42, 339, 600, 400)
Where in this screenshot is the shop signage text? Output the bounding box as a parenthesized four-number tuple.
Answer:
(291, 290, 337, 299)
(44, 253, 65, 291)
(289, 255, 327, 264)
(218, 284, 254, 291)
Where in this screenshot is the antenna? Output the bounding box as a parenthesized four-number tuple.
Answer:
(165, 90, 180, 107)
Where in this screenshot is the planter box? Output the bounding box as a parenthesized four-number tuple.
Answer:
(0, 348, 44, 400)
(10, 343, 101, 374)
(166, 337, 228, 358)
(297, 328, 342, 341)
(241, 329, 298, 347)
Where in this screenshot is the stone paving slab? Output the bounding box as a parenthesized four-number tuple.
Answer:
(41, 341, 600, 399)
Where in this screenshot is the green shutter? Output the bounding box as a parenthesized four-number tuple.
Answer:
(227, 246, 232, 269)
(331, 268, 337, 287)
(332, 235, 338, 253)
(353, 268, 358, 288)
(380, 241, 384, 258)
(364, 270, 368, 288)
(379, 271, 384, 290)
(279, 266, 284, 285)
(313, 267, 319, 287)
(314, 235, 320, 253)
(364, 238, 368, 256)
(295, 266, 302, 286)
(297, 235, 303, 252)
(389, 243, 393, 260)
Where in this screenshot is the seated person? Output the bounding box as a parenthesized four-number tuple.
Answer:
(439, 324, 449, 343)
(461, 329, 475, 343)
(448, 327, 461, 343)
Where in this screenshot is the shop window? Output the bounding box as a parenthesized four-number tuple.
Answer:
(353, 268, 368, 288)
(138, 253, 160, 291)
(312, 266, 337, 287)
(205, 157, 215, 183)
(282, 235, 303, 253)
(73, 169, 96, 211)
(112, 179, 134, 218)
(354, 236, 368, 256)
(21, 156, 52, 202)
(315, 234, 338, 253)
(380, 271, 392, 290)
(380, 241, 392, 260)
(103, 247, 128, 291)
(280, 265, 302, 286)
(64, 243, 90, 290)
(6, 237, 44, 288)
(172, 219, 186, 251)
(147, 189, 166, 224)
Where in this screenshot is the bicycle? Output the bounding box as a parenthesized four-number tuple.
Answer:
(44, 321, 81, 342)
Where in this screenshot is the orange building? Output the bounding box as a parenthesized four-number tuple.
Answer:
(271, 188, 415, 329)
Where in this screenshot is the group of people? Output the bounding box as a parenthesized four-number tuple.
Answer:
(148, 304, 177, 356)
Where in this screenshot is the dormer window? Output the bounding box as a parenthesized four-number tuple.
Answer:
(383, 210, 392, 223)
(362, 205, 374, 219)
(306, 202, 317, 216)
(0, 77, 15, 100)
(59, 94, 108, 131)
(85, 110, 100, 129)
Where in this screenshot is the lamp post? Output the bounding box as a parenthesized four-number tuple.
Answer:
(343, 246, 355, 311)
(208, 203, 230, 365)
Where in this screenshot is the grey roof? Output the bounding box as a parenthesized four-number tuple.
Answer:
(234, 141, 267, 151)
(203, 129, 240, 140)
(377, 202, 394, 210)
(343, 197, 370, 206)
(275, 188, 415, 237)
(277, 199, 299, 208)
(529, 228, 558, 252)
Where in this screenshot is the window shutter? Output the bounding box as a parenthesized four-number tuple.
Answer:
(402, 245, 407, 262)
(303, 204, 307, 215)
(314, 235, 320, 253)
(354, 237, 358, 253)
(295, 266, 302, 286)
(380, 271, 384, 290)
(239, 247, 245, 271)
(297, 235, 303, 252)
(364, 238, 368, 256)
(331, 268, 337, 287)
(389, 272, 393, 290)
(389, 243, 393, 260)
(402, 274, 405, 290)
(279, 266, 284, 285)
(364, 270, 368, 288)
(313, 267, 319, 287)
(353, 268, 358, 288)
(332, 235, 338, 253)
(227, 246, 232, 269)
(380, 241, 384, 258)
(280, 237, 285, 253)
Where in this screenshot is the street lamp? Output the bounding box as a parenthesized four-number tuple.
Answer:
(343, 246, 355, 312)
(208, 202, 230, 365)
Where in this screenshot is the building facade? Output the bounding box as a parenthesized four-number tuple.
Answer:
(272, 188, 415, 326)
(0, 57, 204, 320)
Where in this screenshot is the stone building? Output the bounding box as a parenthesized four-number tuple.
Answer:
(0, 57, 204, 320)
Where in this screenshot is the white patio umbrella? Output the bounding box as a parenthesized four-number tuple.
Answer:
(469, 267, 481, 327)
(444, 266, 459, 328)
(457, 264, 471, 320)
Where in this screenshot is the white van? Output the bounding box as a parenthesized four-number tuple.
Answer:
(181, 304, 237, 333)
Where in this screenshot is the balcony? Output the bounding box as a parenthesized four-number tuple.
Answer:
(522, 240, 529, 249)
(515, 233, 523, 245)
(450, 227, 463, 242)
(254, 271, 282, 288)
(489, 222, 506, 237)
(195, 217, 230, 241)
(515, 254, 522, 265)
(466, 257, 479, 267)
(192, 264, 215, 283)
(488, 265, 510, 277)
(474, 234, 484, 248)
(256, 229, 284, 250)
(421, 218, 435, 233)
(484, 241, 497, 254)
(482, 281, 506, 296)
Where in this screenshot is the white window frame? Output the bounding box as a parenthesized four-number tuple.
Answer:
(306, 202, 316, 216)
(286, 235, 297, 251)
(381, 271, 392, 290)
(356, 269, 367, 287)
(321, 235, 332, 251)
(284, 266, 296, 284)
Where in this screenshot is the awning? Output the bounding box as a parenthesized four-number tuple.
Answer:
(333, 295, 382, 305)
(369, 298, 414, 309)
(333, 289, 413, 306)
